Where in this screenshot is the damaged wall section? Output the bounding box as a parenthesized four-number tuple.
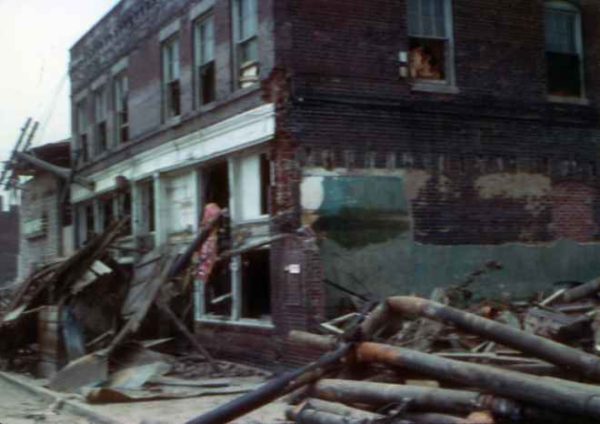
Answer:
(301, 167, 600, 319)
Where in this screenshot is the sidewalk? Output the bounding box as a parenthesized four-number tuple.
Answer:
(0, 371, 288, 424)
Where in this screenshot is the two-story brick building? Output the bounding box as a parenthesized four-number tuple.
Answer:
(70, 0, 600, 365)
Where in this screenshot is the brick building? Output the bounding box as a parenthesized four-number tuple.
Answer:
(70, 0, 600, 365)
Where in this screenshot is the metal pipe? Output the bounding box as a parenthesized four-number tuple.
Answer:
(356, 342, 600, 419)
(386, 296, 600, 381)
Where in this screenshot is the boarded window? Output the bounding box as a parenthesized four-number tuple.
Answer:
(194, 14, 216, 106)
(545, 4, 583, 97)
(162, 36, 181, 119)
(407, 0, 452, 82)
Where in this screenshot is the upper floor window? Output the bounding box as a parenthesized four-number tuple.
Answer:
(545, 1, 584, 98)
(162, 36, 181, 120)
(407, 0, 454, 85)
(94, 87, 108, 154)
(75, 100, 89, 164)
(233, 0, 259, 88)
(194, 14, 216, 106)
(114, 73, 129, 143)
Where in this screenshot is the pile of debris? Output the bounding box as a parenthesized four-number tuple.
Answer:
(0, 213, 251, 403)
(186, 278, 600, 424)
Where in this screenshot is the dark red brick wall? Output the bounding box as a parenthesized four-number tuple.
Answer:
(74, 0, 276, 175)
(256, 0, 600, 365)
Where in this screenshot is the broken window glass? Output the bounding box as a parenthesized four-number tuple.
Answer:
(407, 0, 451, 83)
(545, 5, 583, 97)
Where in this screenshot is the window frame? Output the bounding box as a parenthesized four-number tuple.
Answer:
(75, 99, 89, 164)
(113, 72, 129, 144)
(161, 35, 182, 121)
(544, 0, 586, 101)
(93, 86, 108, 155)
(195, 151, 273, 327)
(232, 0, 260, 89)
(194, 12, 216, 107)
(406, 0, 456, 90)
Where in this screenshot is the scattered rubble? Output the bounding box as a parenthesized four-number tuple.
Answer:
(186, 277, 600, 424)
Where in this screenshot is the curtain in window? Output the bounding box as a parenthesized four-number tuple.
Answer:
(408, 0, 447, 38)
(545, 9, 577, 54)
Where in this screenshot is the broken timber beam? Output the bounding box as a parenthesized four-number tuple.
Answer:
(356, 342, 600, 420)
(154, 296, 218, 372)
(185, 343, 353, 424)
(167, 209, 224, 280)
(381, 296, 600, 381)
(14, 151, 94, 190)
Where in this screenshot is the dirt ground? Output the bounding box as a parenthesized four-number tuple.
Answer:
(87, 376, 289, 423)
(0, 378, 88, 424)
(0, 372, 289, 424)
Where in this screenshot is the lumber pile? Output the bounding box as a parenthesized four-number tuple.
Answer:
(186, 280, 600, 424)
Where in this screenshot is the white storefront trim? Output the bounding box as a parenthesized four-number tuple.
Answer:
(72, 103, 275, 203)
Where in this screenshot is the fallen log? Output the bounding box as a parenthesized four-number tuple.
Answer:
(382, 296, 600, 381)
(184, 343, 353, 424)
(356, 342, 600, 420)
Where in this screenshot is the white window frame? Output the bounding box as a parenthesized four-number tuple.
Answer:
(161, 36, 181, 121)
(232, 0, 260, 89)
(195, 152, 273, 328)
(194, 13, 216, 107)
(545, 0, 586, 102)
(407, 0, 456, 92)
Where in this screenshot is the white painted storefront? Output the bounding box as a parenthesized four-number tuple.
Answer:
(72, 103, 276, 327)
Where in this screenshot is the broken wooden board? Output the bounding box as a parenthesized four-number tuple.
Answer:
(108, 362, 172, 390)
(149, 376, 232, 388)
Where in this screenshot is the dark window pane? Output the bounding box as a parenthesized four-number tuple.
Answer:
(199, 62, 215, 105)
(547, 52, 581, 97)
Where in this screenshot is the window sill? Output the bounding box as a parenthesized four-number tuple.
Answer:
(162, 115, 182, 128)
(411, 82, 459, 94)
(197, 316, 274, 330)
(547, 95, 590, 106)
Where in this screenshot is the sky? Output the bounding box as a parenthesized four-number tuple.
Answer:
(0, 0, 120, 207)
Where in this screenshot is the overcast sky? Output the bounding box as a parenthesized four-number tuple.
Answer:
(0, 0, 120, 206)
